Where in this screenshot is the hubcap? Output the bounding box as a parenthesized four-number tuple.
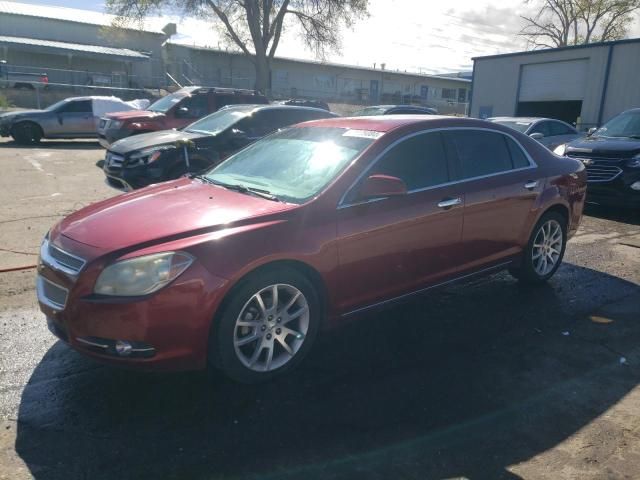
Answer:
(532, 219, 563, 276)
(233, 284, 309, 372)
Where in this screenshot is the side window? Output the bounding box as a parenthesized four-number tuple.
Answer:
(58, 100, 92, 114)
(453, 130, 513, 179)
(505, 136, 530, 169)
(369, 132, 449, 191)
(530, 121, 551, 137)
(549, 121, 575, 136)
(238, 111, 281, 138)
(215, 94, 238, 109)
(177, 94, 209, 118)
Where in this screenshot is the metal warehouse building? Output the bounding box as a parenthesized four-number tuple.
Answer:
(470, 38, 640, 130)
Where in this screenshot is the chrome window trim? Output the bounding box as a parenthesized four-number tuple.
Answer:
(36, 275, 69, 311)
(337, 126, 538, 210)
(40, 238, 87, 277)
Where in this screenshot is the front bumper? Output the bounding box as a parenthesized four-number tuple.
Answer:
(37, 236, 229, 371)
(103, 162, 169, 190)
(586, 175, 640, 208)
(0, 123, 11, 137)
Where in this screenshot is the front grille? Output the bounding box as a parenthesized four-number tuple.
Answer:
(105, 152, 124, 169)
(48, 242, 85, 273)
(566, 153, 625, 183)
(584, 165, 623, 183)
(37, 276, 69, 311)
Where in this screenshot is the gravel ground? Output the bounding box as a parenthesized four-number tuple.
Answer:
(0, 137, 639, 480)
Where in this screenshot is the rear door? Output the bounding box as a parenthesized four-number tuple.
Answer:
(336, 131, 464, 313)
(447, 129, 541, 270)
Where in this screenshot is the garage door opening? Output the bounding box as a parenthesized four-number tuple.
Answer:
(516, 101, 583, 126)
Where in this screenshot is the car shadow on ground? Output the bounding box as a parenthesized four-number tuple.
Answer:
(585, 203, 640, 226)
(15, 263, 640, 479)
(0, 140, 103, 150)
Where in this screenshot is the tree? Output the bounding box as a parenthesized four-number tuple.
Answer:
(106, 0, 369, 92)
(520, 0, 640, 49)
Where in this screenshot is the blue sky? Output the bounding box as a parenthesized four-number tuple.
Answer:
(13, 0, 640, 74)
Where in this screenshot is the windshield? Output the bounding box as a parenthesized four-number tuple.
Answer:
(184, 107, 251, 135)
(595, 111, 640, 138)
(353, 107, 387, 116)
(148, 92, 188, 113)
(204, 127, 375, 204)
(490, 120, 532, 133)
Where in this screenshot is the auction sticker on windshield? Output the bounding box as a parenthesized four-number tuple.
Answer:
(342, 129, 384, 139)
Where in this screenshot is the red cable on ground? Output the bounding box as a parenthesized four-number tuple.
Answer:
(0, 265, 37, 273)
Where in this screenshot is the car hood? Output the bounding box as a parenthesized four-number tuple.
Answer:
(566, 136, 640, 157)
(56, 178, 295, 250)
(106, 110, 164, 121)
(109, 129, 207, 154)
(0, 110, 45, 121)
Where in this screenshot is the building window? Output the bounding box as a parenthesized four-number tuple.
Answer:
(442, 88, 457, 100)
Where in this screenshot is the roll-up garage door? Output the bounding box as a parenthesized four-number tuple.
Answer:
(519, 59, 588, 101)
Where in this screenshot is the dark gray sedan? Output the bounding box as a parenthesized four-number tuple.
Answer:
(488, 117, 584, 151)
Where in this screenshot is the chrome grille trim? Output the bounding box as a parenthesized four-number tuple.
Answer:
(585, 165, 623, 183)
(40, 238, 86, 276)
(105, 152, 125, 168)
(36, 275, 69, 311)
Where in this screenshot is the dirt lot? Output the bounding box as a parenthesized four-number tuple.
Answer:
(0, 137, 640, 480)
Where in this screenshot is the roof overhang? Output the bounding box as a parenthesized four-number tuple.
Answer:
(0, 35, 150, 61)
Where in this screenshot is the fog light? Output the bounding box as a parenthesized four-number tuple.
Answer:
(115, 340, 133, 357)
(631, 181, 640, 191)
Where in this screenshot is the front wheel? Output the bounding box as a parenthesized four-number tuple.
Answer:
(11, 122, 42, 144)
(211, 268, 320, 383)
(510, 212, 567, 285)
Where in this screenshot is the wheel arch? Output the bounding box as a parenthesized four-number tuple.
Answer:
(11, 120, 44, 138)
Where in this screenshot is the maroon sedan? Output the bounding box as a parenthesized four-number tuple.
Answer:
(37, 116, 587, 383)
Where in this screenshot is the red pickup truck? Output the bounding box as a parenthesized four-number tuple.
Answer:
(97, 86, 269, 148)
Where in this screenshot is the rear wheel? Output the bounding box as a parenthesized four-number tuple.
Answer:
(211, 268, 320, 383)
(11, 122, 42, 144)
(510, 212, 567, 284)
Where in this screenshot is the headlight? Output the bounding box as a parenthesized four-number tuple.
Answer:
(553, 144, 567, 156)
(94, 252, 193, 296)
(110, 120, 123, 129)
(626, 154, 640, 168)
(129, 145, 176, 165)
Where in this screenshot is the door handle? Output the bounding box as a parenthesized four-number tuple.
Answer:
(524, 180, 539, 190)
(437, 197, 462, 209)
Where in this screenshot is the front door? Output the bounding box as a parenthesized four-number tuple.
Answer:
(52, 99, 94, 137)
(336, 131, 464, 313)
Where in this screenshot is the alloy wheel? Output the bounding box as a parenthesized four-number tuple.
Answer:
(233, 284, 310, 372)
(532, 219, 563, 276)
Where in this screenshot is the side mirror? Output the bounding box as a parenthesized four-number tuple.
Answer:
(358, 174, 407, 199)
(529, 132, 544, 140)
(175, 106, 190, 118)
(229, 128, 249, 145)
(587, 127, 598, 136)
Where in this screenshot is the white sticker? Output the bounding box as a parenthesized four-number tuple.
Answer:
(342, 129, 384, 139)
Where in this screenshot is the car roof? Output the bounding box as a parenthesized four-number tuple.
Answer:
(297, 115, 473, 132)
(62, 96, 125, 102)
(221, 104, 337, 115)
(488, 116, 566, 123)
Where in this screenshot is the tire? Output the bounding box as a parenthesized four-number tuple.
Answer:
(211, 267, 321, 383)
(11, 122, 42, 145)
(510, 211, 567, 285)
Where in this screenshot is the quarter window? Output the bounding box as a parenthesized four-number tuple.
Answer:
(369, 132, 449, 190)
(452, 130, 514, 179)
(505, 137, 530, 169)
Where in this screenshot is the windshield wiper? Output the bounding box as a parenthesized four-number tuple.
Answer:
(192, 176, 280, 202)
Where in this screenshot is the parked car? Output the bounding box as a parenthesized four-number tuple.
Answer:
(276, 98, 330, 111)
(554, 108, 640, 208)
(0, 60, 48, 90)
(488, 117, 583, 151)
(0, 96, 149, 144)
(353, 104, 438, 116)
(98, 86, 269, 148)
(37, 116, 586, 383)
(103, 104, 337, 190)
